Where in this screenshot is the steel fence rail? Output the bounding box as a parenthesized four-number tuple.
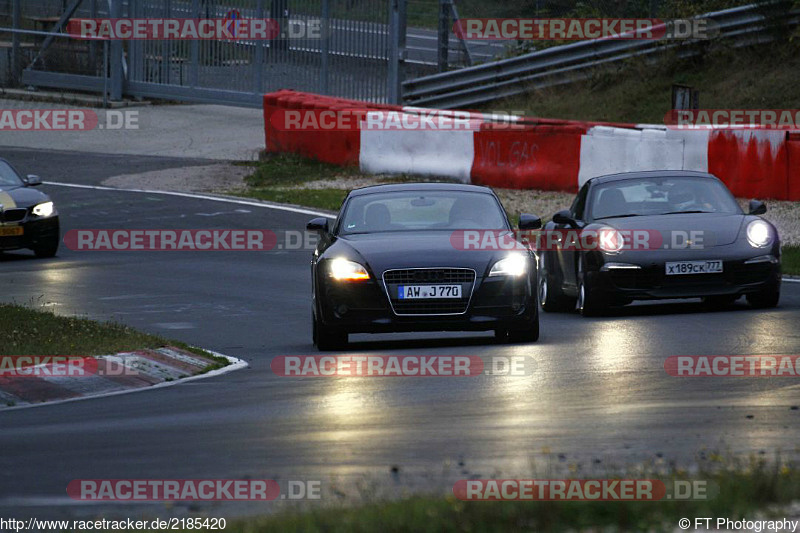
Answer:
(401, 2, 799, 109)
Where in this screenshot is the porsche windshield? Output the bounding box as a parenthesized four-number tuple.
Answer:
(339, 190, 509, 234)
(589, 176, 742, 220)
(0, 161, 23, 188)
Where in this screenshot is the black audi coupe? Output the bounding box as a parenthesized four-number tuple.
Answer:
(539, 170, 781, 316)
(0, 158, 60, 258)
(307, 183, 541, 350)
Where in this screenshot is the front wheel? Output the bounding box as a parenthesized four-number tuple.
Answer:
(313, 312, 347, 351)
(747, 287, 780, 309)
(33, 239, 59, 258)
(496, 309, 540, 344)
(576, 255, 608, 317)
(539, 253, 576, 312)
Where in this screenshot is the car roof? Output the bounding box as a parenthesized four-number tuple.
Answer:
(346, 182, 495, 197)
(586, 170, 719, 185)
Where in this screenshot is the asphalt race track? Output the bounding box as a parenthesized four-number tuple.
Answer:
(1, 149, 800, 519)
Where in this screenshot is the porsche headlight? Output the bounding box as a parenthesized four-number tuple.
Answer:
(489, 253, 528, 277)
(32, 201, 54, 218)
(746, 220, 772, 248)
(328, 258, 370, 281)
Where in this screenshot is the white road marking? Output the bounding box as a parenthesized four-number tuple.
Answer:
(43, 181, 337, 219)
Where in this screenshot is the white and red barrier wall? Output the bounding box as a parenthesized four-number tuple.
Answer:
(263, 91, 800, 200)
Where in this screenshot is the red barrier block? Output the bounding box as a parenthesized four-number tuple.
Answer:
(471, 124, 585, 191)
(707, 130, 789, 200)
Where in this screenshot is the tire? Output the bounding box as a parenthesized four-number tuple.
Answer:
(747, 288, 780, 309)
(539, 253, 576, 312)
(313, 312, 347, 351)
(508, 308, 540, 343)
(33, 239, 59, 258)
(576, 255, 608, 317)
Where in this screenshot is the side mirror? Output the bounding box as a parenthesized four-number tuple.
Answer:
(518, 213, 541, 230)
(24, 174, 42, 186)
(306, 217, 329, 233)
(552, 209, 577, 227)
(748, 199, 767, 215)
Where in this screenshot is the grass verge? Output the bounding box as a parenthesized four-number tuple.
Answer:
(783, 246, 800, 277)
(218, 459, 800, 532)
(235, 153, 459, 212)
(0, 303, 227, 371)
(490, 41, 800, 124)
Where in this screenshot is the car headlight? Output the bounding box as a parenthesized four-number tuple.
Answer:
(489, 254, 528, 277)
(597, 227, 623, 253)
(746, 220, 772, 248)
(328, 258, 370, 281)
(32, 201, 54, 218)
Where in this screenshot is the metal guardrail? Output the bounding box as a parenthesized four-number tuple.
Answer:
(402, 2, 799, 109)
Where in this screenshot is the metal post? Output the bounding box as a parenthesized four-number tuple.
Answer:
(191, 0, 200, 87)
(11, 0, 20, 85)
(103, 39, 109, 107)
(438, 0, 450, 72)
(254, 0, 264, 94)
(109, 0, 123, 100)
(88, 0, 98, 75)
(388, 0, 406, 104)
(449, 1, 472, 66)
(320, 0, 329, 95)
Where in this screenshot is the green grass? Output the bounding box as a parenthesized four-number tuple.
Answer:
(246, 153, 358, 188)
(205, 458, 800, 532)
(489, 41, 800, 124)
(783, 245, 800, 276)
(241, 187, 348, 212)
(236, 153, 462, 212)
(0, 303, 227, 371)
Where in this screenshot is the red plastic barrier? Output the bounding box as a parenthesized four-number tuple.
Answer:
(471, 123, 586, 191)
(263, 90, 400, 166)
(707, 130, 789, 200)
(786, 133, 800, 201)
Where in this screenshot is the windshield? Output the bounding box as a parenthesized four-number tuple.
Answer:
(588, 176, 742, 220)
(338, 190, 509, 234)
(0, 161, 23, 188)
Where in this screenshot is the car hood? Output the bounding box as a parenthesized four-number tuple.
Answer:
(0, 185, 50, 209)
(589, 213, 745, 247)
(326, 231, 517, 277)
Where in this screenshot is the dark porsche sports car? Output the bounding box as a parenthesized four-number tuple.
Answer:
(539, 170, 781, 316)
(307, 183, 541, 350)
(0, 158, 60, 258)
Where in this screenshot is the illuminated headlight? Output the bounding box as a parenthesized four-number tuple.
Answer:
(598, 227, 623, 253)
(32, 201, 54, 218)
(746, 220, 772, 248)
(328, 258, 370, 281)
(489, 254, 528, 277)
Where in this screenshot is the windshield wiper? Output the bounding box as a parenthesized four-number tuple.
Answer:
(661, 210, 713, 215)
(593, 213, 642, 220)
